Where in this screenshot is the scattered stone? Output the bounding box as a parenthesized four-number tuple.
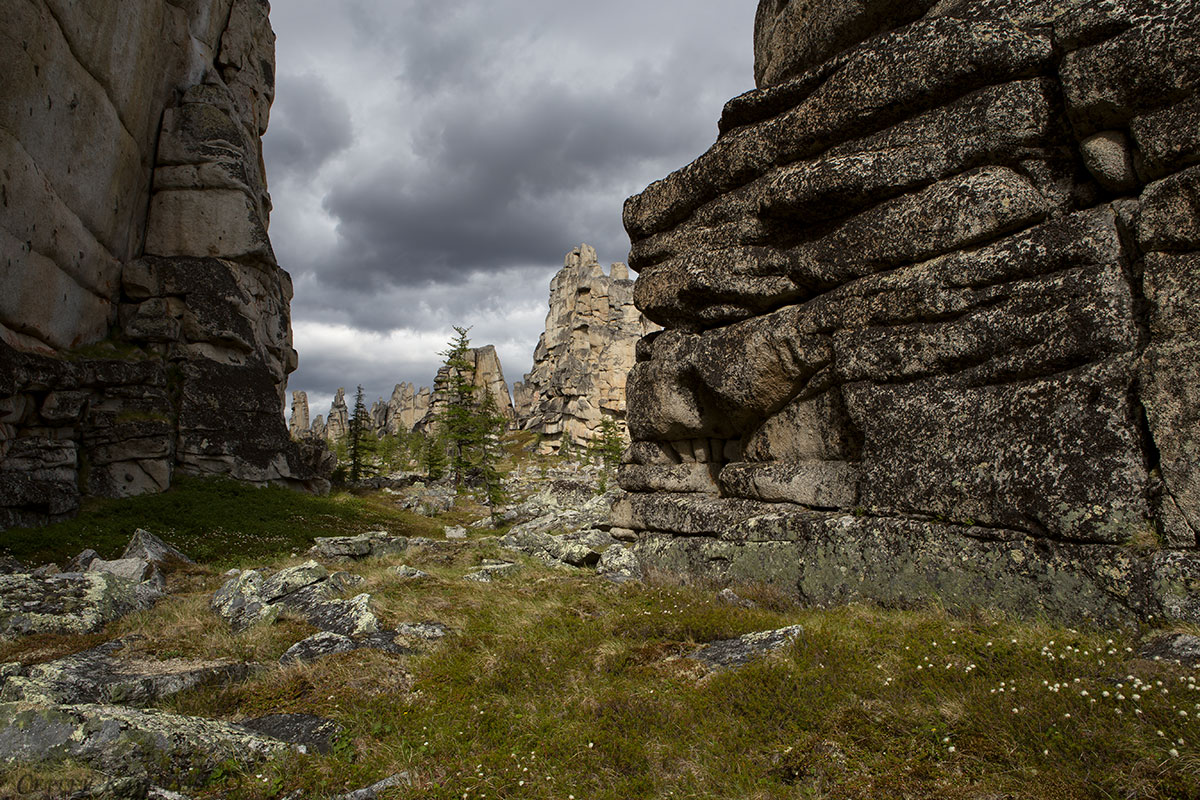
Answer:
(122, 529, 195, 570)
(389, 565, 429, 580)
(332, 773, 413, 800)
(148, 788, 193, 800)
(279, 631, 357, 665)
(0, 557, 27, 575)
(1138, 633, 1200, 666)
(309, 532, 409, 561)
(395, 622, 449, 641)
(210, 570, 280, 633)
(0, 637, 253, 706)
(691, 625, 804, 670)
(717, 588, 756, 609)
(444, 525, 468, 540)
(30, 564, 60, 578)
(261, 560, 329, 602)
(464, 562, 519, 583)
(499, 529, 599, 568)
(0, 572, 159, 637)
(596, 545, 643, 584)
(239, 713, 343, 755)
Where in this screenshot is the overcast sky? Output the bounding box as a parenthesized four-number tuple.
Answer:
(264, 1, 756, 421)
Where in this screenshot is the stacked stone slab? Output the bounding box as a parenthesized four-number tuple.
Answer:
(514, 244, 660, 453)
(618, 0, 1200, 625)
(0, 0, 330, 529)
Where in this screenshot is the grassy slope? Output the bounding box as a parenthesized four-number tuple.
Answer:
(2, 472, 1198, 798)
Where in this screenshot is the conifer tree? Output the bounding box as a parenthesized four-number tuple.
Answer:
(346, 385, 377, 483)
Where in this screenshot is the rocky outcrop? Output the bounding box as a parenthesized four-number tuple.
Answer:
(514, 244, 659, 452)
(289, 390, 310, 438)
(620, 0, 1200, 625)
(417, 345, 515, 431)
(390, 382, 432, 434)
(0, 0, 329, 529)
(325, 387, 349, 442)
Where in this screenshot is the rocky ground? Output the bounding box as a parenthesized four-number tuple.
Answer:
(2, 457, 1199, 798)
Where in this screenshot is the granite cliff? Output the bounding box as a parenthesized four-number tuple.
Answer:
(513, 245, 659, 453)
(618, 0, 1200, 624)
(0, 0, 328, 530)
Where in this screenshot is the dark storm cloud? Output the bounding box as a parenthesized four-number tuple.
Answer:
(262, 1, 755, 416)
(263, 74, 354, 183)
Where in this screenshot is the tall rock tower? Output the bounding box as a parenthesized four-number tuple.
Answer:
(0, 0, 329, 529)
(618, 0, 1200, 625)
(514, 244, 659, 452)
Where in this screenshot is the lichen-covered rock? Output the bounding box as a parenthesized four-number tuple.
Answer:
(464, 562, 520, 583)
(0, 638, 251, 706)
(309, 532, 409, 561)
(0, 572, 157, 638)
(620, 0, 1200, 625)
(513, 245, 659, 453)
(239, 713, 343, 756)
(212, 564, 381, 637)
(595, 545, 643, 585)
(692, 625, 804, 670)
(0, 702, 290, 780)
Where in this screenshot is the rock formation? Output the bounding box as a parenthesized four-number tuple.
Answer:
(618, 0, 1200, 625)
(289, 391, 310, 438)
(514, 244, 659, 452)
(0, 0, 329, 529)
(325, 388, 349, 443)
(390, 382, 432, 434)
(417, 345, 515, 432)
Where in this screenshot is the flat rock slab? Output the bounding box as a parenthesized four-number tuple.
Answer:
(0, 572, 159, 638)
(389, 565, 429, 579)
(464, 562, 520, 583)
(0, 702, 290, 778)
(331, 773, 413, 800)
(692, 625, 805, 670)
(240, 713, 342, 755)
(279, 631, 416, 665)
(309, 532, 408, 561)
(1139, 633, 1200, 666)
(0, 637, 253, 706)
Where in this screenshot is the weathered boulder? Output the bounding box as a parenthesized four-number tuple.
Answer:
(309, 532, 409, 561)
(464, 561, 520, 583)
(122, 529, 195, 570)
(619, 0, 1200, 625)
(513, 245, 659, 453)
(0, 572, 158, 638)
(595, 545, 643, 585)
(211, 563, 379, 636)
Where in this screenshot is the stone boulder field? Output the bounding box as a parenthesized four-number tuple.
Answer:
(618, 0, 1200, 626)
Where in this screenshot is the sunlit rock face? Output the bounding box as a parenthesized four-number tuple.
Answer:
(1, 0, 330, 530)
(514, 245, 660, 454)
(620, 0, 1200, 625)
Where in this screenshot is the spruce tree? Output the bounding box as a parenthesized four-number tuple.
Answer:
(346, 385, 377, 483)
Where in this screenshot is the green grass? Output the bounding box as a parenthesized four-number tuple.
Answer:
(139, 545, 1200, 800)
(0, 476, 436, 567)
(5, 479, 1200, 799)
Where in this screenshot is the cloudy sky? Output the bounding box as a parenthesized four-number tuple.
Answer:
(264, 1, 756, 420)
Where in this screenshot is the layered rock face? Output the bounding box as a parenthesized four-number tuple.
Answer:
(514, 245, 659, 452)
(1, 0, 328, 529)
(619, 0, 1200, 624)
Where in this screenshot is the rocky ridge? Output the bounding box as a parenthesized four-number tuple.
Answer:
(618, 0, 1200, 625)
(513, 244, 659, 453)
(0, 0, 329, 531)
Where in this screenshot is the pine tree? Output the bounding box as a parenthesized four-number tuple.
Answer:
(432, 327, 508, 498)
(591, 417, 625, 472)
(346, 385, 377, 483)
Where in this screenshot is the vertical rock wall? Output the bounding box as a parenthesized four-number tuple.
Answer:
(619, 0, 1200, 625)
(514, 244, 659, 453)
(0, 0, 329, 530)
